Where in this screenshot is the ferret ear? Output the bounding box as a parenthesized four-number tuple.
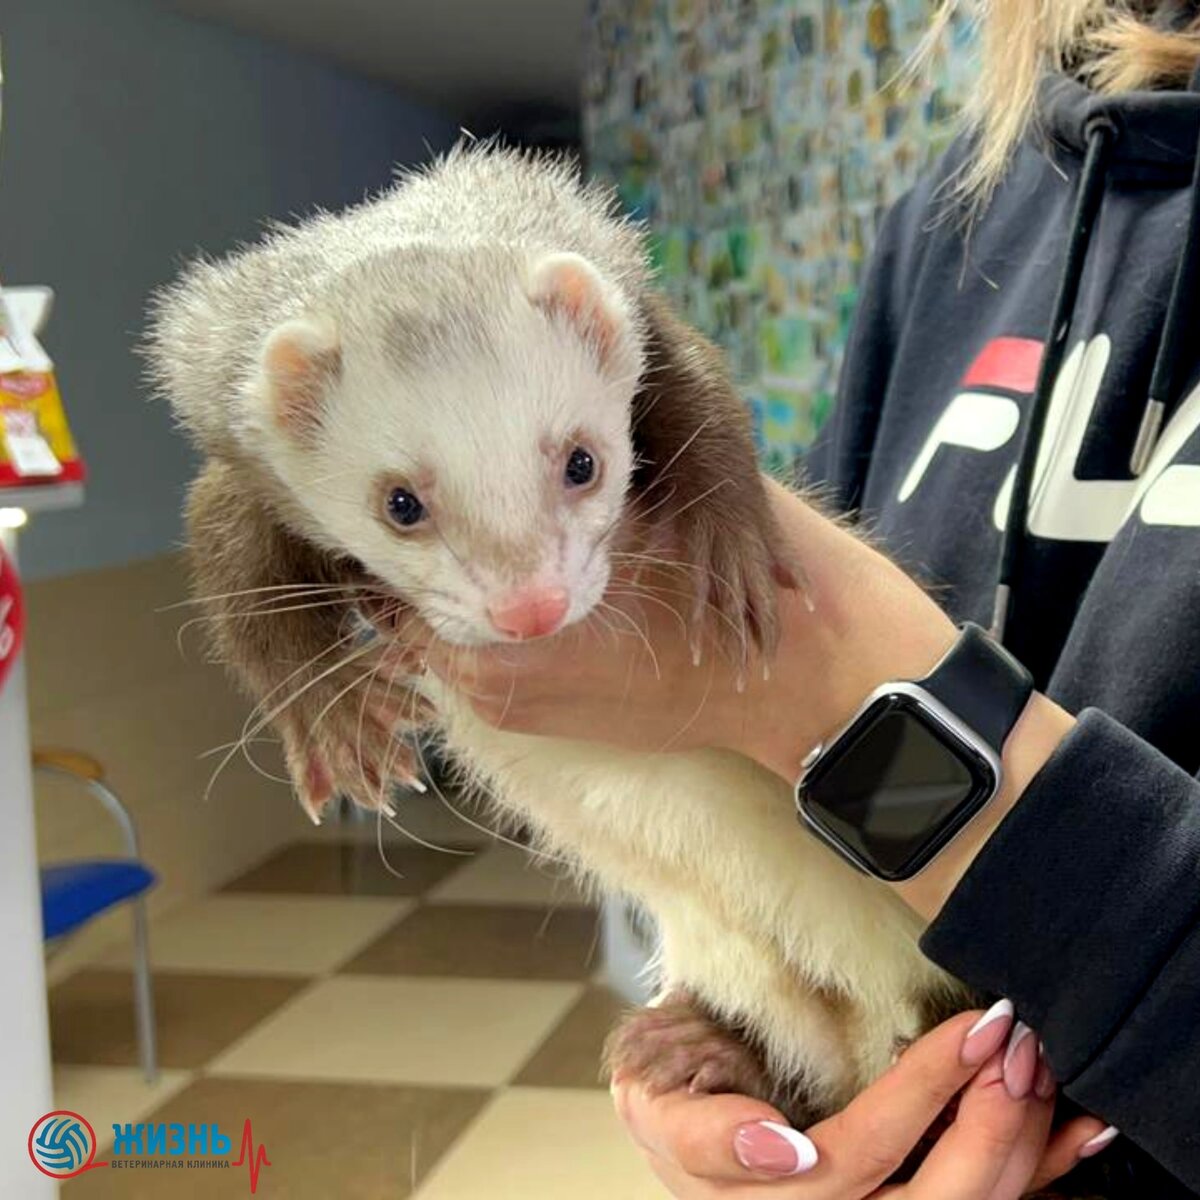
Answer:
(528, 252, 637, 378)
(257, 318, 342, 440)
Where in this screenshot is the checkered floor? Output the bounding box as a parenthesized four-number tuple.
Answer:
(52, 805, 670, 1198)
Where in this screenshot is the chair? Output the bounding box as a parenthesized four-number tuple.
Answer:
(34, 749, 158, 1083)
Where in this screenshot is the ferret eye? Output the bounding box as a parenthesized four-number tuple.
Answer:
(564, 447, 596, 488)
(386, 487, 426, 527)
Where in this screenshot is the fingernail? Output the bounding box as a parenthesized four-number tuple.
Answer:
(1003, 1021, 1038, 1099)
(962, 998, 1014, 1066)
(1079, 1126, 1119, 1159)
(1034, 1042, 1056, 1100)
(734, 1121, 819, 1177)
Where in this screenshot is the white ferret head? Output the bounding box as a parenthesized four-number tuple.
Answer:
(248, 248, 645, 645)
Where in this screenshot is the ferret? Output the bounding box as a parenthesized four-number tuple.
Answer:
(147, 143, 1031, 1148)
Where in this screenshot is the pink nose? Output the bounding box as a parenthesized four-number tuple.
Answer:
(487, 586, 570, 640)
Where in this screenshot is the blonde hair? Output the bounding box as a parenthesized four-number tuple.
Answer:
(930, 1, 1200, 206)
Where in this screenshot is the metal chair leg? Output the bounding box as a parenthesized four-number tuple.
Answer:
(131, 896, 158, 1084)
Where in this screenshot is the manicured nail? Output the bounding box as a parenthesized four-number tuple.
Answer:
(734, 1121, 818, 1177)
(1003, 1022, 1037, 1099)
(1079, 1126, 1119, 1159)
(1034, 1042, 1056, 1100)
(962, 999, 1014, 1066)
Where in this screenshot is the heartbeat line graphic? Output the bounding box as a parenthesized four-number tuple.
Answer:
(232, 1119, 271, 1194)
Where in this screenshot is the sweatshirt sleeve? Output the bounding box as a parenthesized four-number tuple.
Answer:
(920, 708, 1200, 1188)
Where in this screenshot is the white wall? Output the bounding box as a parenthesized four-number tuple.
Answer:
(0, 0, 458, 580)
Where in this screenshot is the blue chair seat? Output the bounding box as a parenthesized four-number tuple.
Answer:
(41, 860, 157, 941)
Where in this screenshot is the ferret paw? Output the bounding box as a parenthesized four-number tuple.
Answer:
(276, 677, 429, 822)
(674, 507, 805, 672)
(604, 990, 772, 1102)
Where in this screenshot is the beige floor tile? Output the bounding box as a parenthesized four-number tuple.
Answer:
(53, 1065, 193, 1143)
(413, 1087, 670, 1200)
(208, 976, 582, 1088)
(64, 1077, 489, 1199)
(103, 894, 412, 976)
(222, 839, 475, 898)
(427, 841, 593, 907)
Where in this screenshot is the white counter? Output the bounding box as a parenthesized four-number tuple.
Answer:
(0, 523, 55, 1196)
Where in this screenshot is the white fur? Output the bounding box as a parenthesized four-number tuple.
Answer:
(149, 143, 961, 1111)
(436, 692, 959, 1111)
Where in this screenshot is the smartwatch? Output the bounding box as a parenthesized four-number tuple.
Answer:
(795, 623, 1034, 882)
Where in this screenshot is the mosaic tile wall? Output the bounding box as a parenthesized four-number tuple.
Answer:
(583, 0, 975, 471)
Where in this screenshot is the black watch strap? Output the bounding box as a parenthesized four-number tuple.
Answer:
(917, 623, 1034, 753)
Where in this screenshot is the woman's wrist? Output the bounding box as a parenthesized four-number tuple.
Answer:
(894, 691, 1075, 921)
(731, 483, 958, 783)
(730, 484, 1075, 922)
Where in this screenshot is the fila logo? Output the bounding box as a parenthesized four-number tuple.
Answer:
(899, 335, 1200, 538)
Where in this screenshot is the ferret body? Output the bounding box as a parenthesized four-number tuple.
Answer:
(148, 145, 961, 1125)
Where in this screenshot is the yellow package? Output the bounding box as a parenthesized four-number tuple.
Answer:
(0, 284, 84, 488)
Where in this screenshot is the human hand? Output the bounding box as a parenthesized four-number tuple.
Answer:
(612, 1010, 1113, 1199)
(415, 480, 1076, 923)
(419, 479, 958, 780)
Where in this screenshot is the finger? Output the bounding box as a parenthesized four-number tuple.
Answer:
(1026, 1116, 1112, 1193)
(901, 1052, 1037, 1200)
(616, 1080, 809, 1183)
(806, 1011, 993, 1191)
(982, 1072, 1057, 1200)
(637, 1147, 723, 1200)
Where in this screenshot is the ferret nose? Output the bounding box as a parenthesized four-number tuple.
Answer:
(487, 586, 570, 640)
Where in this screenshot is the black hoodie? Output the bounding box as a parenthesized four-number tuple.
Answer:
(805, 75, 1200, 1194)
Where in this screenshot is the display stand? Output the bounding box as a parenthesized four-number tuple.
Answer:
(0, 502, 70, 1197)
(0, 281, 83, 1193)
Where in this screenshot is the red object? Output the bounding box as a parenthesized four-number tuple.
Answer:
(0, 542, 24, 694)
(961, 337, 1045, 394)
(0, 458, 85, 490)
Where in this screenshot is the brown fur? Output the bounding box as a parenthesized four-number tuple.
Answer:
(185, 307, 1140, 1196)
(631, 292, 804, 656)
(184, 295, 795, 815)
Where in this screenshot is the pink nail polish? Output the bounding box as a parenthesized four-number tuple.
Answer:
(1079, 1126, 1120, 1159)
(734, 1121, 819, 1176)
(1003, 1022, 1038, 1099)
(962, 998, 1015, 1066)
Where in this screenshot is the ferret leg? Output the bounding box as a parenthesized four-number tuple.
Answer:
(631, 293, 806, 667)
(604, 988, 826, 1130)
(605, 988, 772, 1098)
(185, 458, 426, 819)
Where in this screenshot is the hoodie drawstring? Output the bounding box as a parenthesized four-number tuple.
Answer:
(1131, 63, 1200, 476)
(991, 117, 1115, 644)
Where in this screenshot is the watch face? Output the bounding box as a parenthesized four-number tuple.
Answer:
(798, 693, 997, 881)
